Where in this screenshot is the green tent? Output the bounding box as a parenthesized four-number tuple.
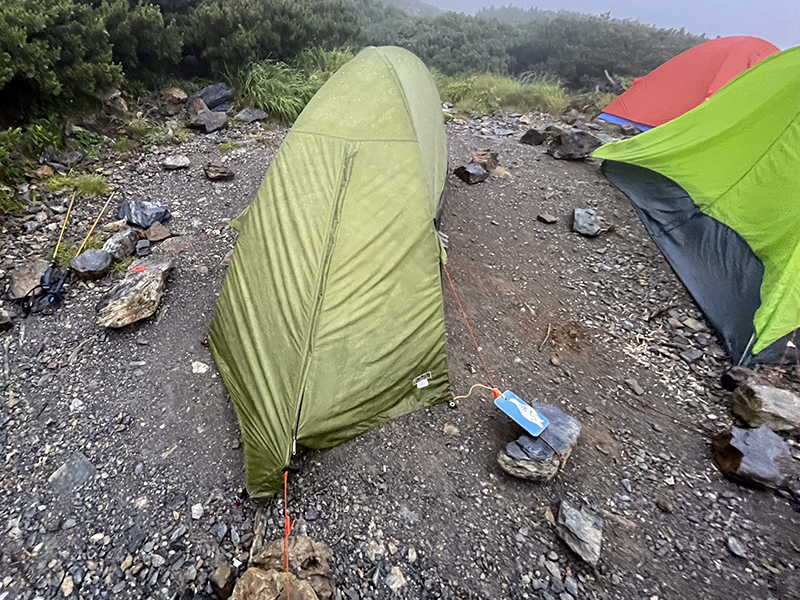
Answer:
(209, 47, 451, 497)
(594, 46, 800, 363)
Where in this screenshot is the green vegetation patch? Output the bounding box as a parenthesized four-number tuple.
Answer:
(47, 174, 109, 198)
(436, 73, 568, 116)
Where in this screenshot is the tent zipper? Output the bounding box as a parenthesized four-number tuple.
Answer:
(288, 141, 359, 462)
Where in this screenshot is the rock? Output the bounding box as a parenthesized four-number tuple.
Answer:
(212, 521, 228, 540)
(187, 97, 209, 116)
(680, 348, 703, 362)
(102, 228, 139, 260)
(494, 128, 514, 136)
(70, 250, 112, 280)
(62, 150, 84, 168)
(453, 163, 489, 184)
(0, 311, 12, 332)
(61, 574, 74, 596)
(161, 87, 188, 105)
(39, 145, 60, 165)
(234, 108, 269, 123)
(251, 536, 334, 599)
(625, 378, 644, 395)
(721, 366, 754, 391)
(103, 219, 129, 233)
(712, 425, 791, 488)
(385, 566, 406, 593)
(162, 155, 190, 170)
(497, 403, 581, 481)
(556, 500, 603, 566)
(96, 258, 173, 327)
(191, 503, 204, 519)
(232, 568, 318, 600)
(8, 258, 50, 300)
(537, 213, 557, 224)
(683, 317, 706, 331)
(443, 423, 459, 436)
(204, 162, 235, 181)
(48, 452, 96, 494)
(210, 563, 236, 600)
(655, 499, 674, 513)
(145, 221, 171, 242)
(97, 88, 127, 115)
(189, 110, 228, 133)
(520, 128, 548, 146)
(572, 208, 602, 237)
(727, 536, 748, 558)
(136, 239, 151, 257)
(117, 199, 170, 228)
(732, 380, 800, 432)
(546, 129, 603, 160)
(190, 83, 234, 111)
(305, 507, 320, 521)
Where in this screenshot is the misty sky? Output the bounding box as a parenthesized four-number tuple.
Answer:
(433, 0, 799, 49)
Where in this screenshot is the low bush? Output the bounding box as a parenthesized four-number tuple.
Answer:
(47, 174, 109, 197)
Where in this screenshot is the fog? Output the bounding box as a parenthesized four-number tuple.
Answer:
(432, 0, 799, 49)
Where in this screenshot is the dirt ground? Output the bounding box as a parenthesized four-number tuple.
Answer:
(1, 114, 798, 600)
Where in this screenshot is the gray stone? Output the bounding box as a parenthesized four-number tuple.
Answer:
(191, 503, 203, 519)
(712, 425, 791, 488)
(680, 348, 703, 362)
(211, 563, 236, 599)
(556, 500, 603, 566)
(546, 129, 603, 160)
(8, 259, 50, 300)
(62, 150, 84, 168)
(732, 380, 800, 432)
(572, 208, 602, 237)
(96, 259, 173, 328)
(162, 155, 190, 170)
(145, 221, 170, 242)
(117, 199, 170, 228)
(161, 86, 187, 105)
(537, 213, 557, 224)
(170, 524, 187, 541)
(48, 452, 96, 494)
(190, 83, 234, 111)
(520, 128, 548, 145)
(234, 108, 269, 123)
(136, 239, 151, 257)
(204, 162, 235, 181)
(102, 228, 139, 260)
(189, 110, 228, 133)
(727, 536, 748, 558)
(497, 402, 581, 481)
(212, 521, 228, 540)
(386, 566, 407, 593)
(453, 163, 489, 184)
(625, 378, 644, 395)
(70, 249, 112, 280)
(564, 576, 578, 596)
(0, 310, 12, 332)
(494, 128, 515, 136)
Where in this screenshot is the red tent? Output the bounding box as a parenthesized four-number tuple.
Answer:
(599, 36, 779, 130)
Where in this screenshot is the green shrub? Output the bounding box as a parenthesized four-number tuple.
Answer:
(0, 128, 27, 186)
(0, 187, 24, 216)
(219, 141, 242, 153)
(23, 117, 62, 155)
(0, 0, 123, 115)
(71, 126, 103, 151)
(237, 61, 319, 123)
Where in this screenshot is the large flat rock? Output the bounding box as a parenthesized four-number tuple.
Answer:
(96, 259, 173, 328)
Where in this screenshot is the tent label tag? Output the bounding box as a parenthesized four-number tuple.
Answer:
(495, 390, 549, 437)
(413, 372, 431, 389)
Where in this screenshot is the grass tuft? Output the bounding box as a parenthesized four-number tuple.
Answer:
(47, 174, 109, 197)
(113, 137, 138, 157)
(109, 256, 134, 277)
(435, 72, 568, 116)
(218, 141, 242, 153)
(237, 61, 320, 123)
(49, 234, 106, 269)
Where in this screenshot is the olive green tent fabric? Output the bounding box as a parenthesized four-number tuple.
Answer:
(209, 47, 451, 497)
(594, 47, 800, 355)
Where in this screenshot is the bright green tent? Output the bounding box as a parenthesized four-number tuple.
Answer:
(594, 46, 800, 363)
(209, 47, 451, 497)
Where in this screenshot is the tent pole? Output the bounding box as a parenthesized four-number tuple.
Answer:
(737, 333, 756, 366)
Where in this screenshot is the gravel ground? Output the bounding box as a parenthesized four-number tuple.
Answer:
(0, 114, 798, 600)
